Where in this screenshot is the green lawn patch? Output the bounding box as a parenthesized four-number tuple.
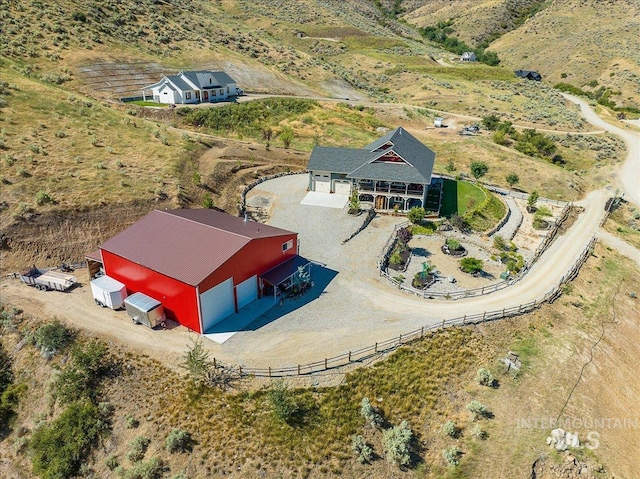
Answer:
(409, 222, 437, 235)
(127, 100, 167, 107)
(440, 179, 486, 217)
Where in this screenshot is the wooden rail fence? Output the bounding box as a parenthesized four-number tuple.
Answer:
(236, 237, 596, 377)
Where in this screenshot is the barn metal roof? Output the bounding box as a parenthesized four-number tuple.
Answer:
(100, 209, 295, 286)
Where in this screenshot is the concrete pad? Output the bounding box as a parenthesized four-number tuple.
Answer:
(300, 191, 349, 209)
(203, 297, 276, 344)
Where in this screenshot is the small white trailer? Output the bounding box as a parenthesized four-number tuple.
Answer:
(18, 266, 77, 292)
(434, 117, 444, 128)
(124, 292, 166, 329)
(90, 275, 127, 310)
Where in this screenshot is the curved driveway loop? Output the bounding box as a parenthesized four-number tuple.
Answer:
(221, 173, 609, 368)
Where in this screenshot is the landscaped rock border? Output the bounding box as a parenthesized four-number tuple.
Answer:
(239, 170, 308, 216)
(343, 208, 376, 244)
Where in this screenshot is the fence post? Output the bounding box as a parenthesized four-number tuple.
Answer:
(268, 367, 271, 378)
(421, 326, 424, 338)
(213, 358, 217, 369)
(481, 286, 484, 294)
(482, 311, 486, 320)
(374, 342, 378, 353)
(239, 366, 243, 376)
(518, 304, 522, 313)
(298, 364, 301, 375)
(442, 319, 445, 328)
(502, 308, 505, 316)
(463, 315, 466, 324)
(324, 358, 328, 370)
(348, 351, 352, 362)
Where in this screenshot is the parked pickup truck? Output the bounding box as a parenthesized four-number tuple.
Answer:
(18, 266, 77, 292)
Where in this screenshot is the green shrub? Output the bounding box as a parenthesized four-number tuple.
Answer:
(527, 190, 539, 209)
(460, 257, 483, 274)
(127, 436, 151, 462)
(33, 319, 73, 357)
(126, 415, 139, 429)
(360, 397, 384, 428)
(470, 161, 489, 180)
(443, 420, 457, 438)
(506, 172, 519, 187)
(202, 194, 214, 209)
(475, 368, 495, 387)
(443, 446, 462, 466)
(279, 126, 294, 148)
(0, 344, 23, 428)
(493, 234, 507, 251)
(105, 455, 119, 471)
(30, 400, 110, 479)
(445, 237, 460, 250)
(407, 206, 425, 224)
(466, 400, 490, 420)
(51, 341, 108, 405)
(471, 424, 487, 439)
(352, 434, 373, 463)
(35, 190, 54, 206)
(165, 428, 192, 453)
(269, 381, 300, 424)
(122, 458, 164, 479)
(382, 420, 413, 467)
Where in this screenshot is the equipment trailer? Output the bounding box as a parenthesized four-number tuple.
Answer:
(18, 266, 77, 292)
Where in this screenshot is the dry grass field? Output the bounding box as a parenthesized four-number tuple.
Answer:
(1, 1, 638, 477)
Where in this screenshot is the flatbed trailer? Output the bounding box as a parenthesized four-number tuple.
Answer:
(18, 266, 77, 292)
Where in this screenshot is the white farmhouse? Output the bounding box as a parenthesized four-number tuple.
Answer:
(142, 71, 239, 105)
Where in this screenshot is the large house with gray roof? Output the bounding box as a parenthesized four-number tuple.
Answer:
(142, 71, 239, 105)
(307, 127, 437, 211)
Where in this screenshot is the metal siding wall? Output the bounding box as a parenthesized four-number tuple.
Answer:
(101, 250, 202, 333)
(199, 234, 298, 294)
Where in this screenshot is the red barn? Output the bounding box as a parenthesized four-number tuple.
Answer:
(90, 209, 299, 333)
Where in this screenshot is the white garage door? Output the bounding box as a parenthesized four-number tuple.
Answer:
(334, 180, 351, 195)
(200, 278, 235, 332)
(235, 275, 258, 310)
(314, 174, 330, 193)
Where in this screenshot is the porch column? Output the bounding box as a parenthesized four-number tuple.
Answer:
(142, 90, 146, 102)
(405, 183, 408, 195)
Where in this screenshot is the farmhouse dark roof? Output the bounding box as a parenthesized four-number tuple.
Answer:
(100, 209, 294, 286)
(307, 147, 371, 174)
(514, 70, 542, 81)
(308, 127, 435, 184)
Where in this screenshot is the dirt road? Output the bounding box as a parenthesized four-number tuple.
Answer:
(562, 93, 640, 207)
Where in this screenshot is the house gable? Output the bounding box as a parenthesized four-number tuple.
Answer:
(371, 150, 410, 165)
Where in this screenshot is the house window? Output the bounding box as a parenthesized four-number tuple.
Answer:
(209, 78, 212, 84)
(219, 89, 223, 96)
(282, 239, 293, 252)
(185, 91, 191, 100)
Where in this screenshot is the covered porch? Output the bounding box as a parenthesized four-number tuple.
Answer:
(355, 179, 427, 212)
(260, 255, 312, 303)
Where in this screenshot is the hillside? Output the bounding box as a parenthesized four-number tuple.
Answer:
(489, 0, 640, 110)
(1, 245, 638, 478)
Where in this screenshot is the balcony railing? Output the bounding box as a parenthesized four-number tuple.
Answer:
(357, 185, 423, 197)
